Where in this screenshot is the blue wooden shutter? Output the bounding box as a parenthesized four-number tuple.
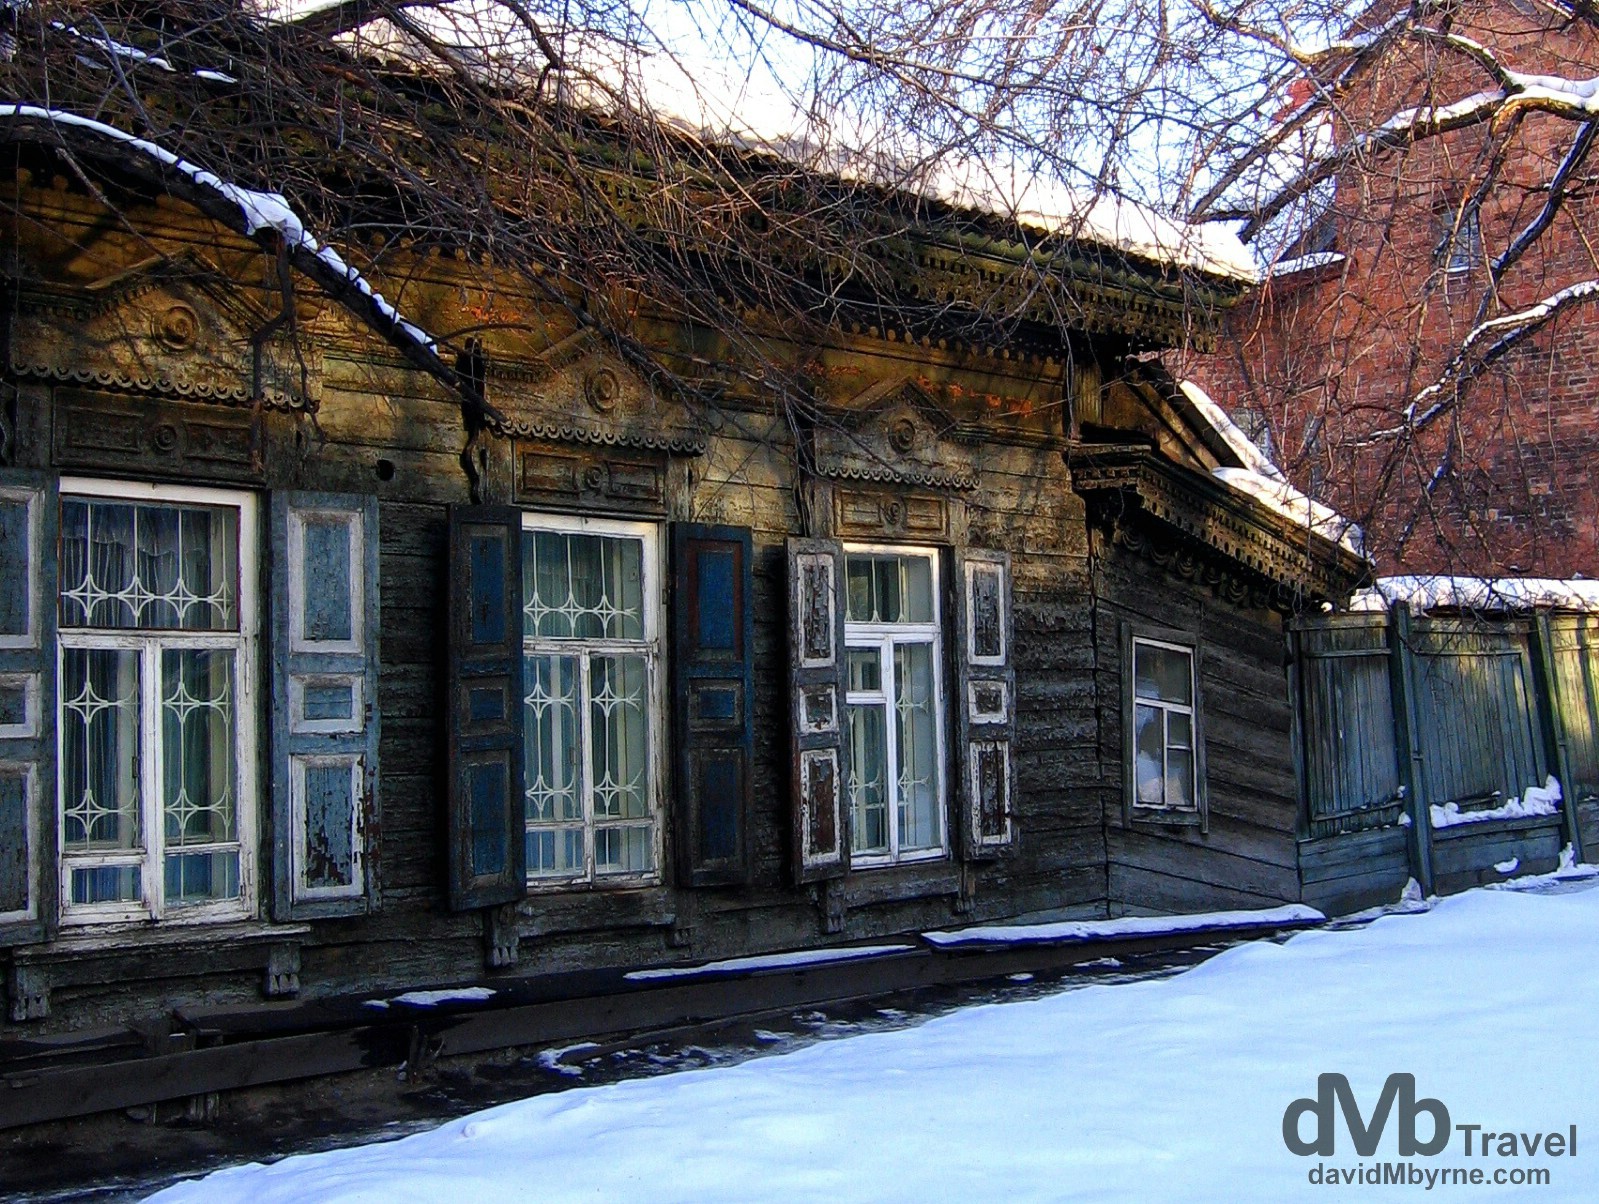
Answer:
(270, 492, 381, 919)
(787, 537, 849, 883)
(447, 505, 526, 910)
(0, 471, 56, 946)
(671, 524, 754, 887)
(954, 549, 1015, 858)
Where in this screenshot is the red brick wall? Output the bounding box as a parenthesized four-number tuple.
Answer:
(1179, 3, 1599, 576)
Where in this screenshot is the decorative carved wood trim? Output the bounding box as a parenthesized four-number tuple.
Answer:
(9, 255, 319, 412)
(488, 331, 709, 454)
(817, 377, 981, 491)
(1070, 444, 1368, 607)
(513, 439, 670, 515)
(834, 487, 952, 540)
(52, 389, 264, 483)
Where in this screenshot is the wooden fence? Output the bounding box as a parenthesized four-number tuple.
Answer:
(1290, 606, 1599, 911)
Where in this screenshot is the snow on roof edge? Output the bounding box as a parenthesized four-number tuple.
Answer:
(1177, 380, 1366, 558)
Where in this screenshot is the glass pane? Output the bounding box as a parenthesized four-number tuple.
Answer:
(525, 655, 581, 822)
(847, 702, 888, 853)
(161, 650, 237, 851)
(70, 864, 140, 905)
(846, 554, 933, 624)
(1134, 702, 1166, 805)
(1134, 643, 1192, 706)
(61, 648, 141, 850)
(1168, 711, 1192, 750)
(165, 849, 240, 904)
(590, 654, 650, 821)
(524, 530, 644, 640)
(846, 556, 875, 623)
(900, 557, 933, 624)
(1169, 748, 1195, 810)
(596, 825, 652, 874)
(526, 826, 584, 877)
(894, 642, 941, 851)
(60, 499, 237, 631)
(847, 647, 882, 693)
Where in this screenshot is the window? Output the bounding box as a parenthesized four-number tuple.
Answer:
(56, 480, 258, 923)
(843, 547, 946, 864)
(521, 514, 661, 884)
(1130, 637, 1200, 815)
(1439, 205, 1481, 275)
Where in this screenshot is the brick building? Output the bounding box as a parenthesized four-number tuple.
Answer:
(1180, 0, 1599, 577)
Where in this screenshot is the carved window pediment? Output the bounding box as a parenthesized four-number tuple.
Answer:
(816, 378, 977, 491)
(10, 253, 320, 409)
(490, 329, 706, 455)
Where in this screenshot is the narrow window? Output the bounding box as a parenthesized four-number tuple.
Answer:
(843, 547, 946, 865)
(57, 480, 258, 924)
(1131, 638, 1198, 812)
(521, 514, 661, 885)
(1440, 205, 1482, 275)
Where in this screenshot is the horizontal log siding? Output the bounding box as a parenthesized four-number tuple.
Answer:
(1092, 531, 1302, 915)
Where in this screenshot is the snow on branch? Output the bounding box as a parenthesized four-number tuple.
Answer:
(1202, 26, 1599, 241)
(0, 103, 502, 427)
(1360, 278, 1599, 445)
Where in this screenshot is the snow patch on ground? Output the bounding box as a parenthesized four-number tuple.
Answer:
(922, 902, 1322, 947)
(625, 945, 915, 981)
(536, 1043, 599, 1077)
(147, 882, 1599, 1202)
(1430, 776, 1562, 829)
(364, 987, 497, 1009)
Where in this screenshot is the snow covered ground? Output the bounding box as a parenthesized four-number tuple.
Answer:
(148, 882, 1599, 1202)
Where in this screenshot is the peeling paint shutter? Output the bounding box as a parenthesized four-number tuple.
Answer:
(0, 471, 55, 946)
(671, 524, 754, 886)
(447, 505, 526, 910)
(270, 493, 382, 919)
(955, 549, 1015, 857)
(787, 537, 849, 883)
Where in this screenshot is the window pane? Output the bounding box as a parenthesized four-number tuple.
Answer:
(1169, 748, 1195, 810)
(525, 531, 644, 640)
(1134, 703, 1166, 805)
(161, 650, 237, 850)
(525, 655, 581, 822)
(60, 499, 237, 631)
(845, 554, 933, 624)
(165, 849, 240, 904)
(590, 654, 650, 821)
(900, 557, 933, 624)
(1168, 711, 1192, 750)
(596, 825, 652, 874)
(61, 649, 141, 850)
(894, 642, 940, 851)
(526, 827, 584, 878)
(70, 865, 140, 905)
(1134, 643, 1192, 706)
(847, 647, 882, 693)
(847, 702, 888, 853)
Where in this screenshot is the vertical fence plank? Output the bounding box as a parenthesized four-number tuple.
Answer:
(1390, 605, 1434, 895)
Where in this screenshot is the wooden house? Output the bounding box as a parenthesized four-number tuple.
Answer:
(0, 134, 1365, 1059)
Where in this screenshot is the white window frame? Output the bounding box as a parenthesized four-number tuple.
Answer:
(1130, 636, 1198, 813)
(843, 542, 948, 867)
(56, 477, 259, 926)
(520, 511, 664, 889)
